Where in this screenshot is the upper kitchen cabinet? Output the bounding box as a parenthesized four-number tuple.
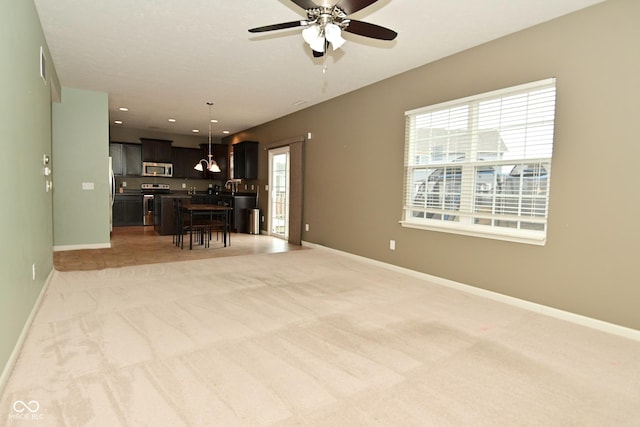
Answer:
(110, 142, 141, 177)
(233, 141, 259, 180)
(172, 147, 203, 179)
(141, 138, 172, 162)
(200, 143, 229, 181)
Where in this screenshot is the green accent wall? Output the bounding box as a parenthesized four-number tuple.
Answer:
(52, 87, 110, 249)
(0, 0, 59, 388)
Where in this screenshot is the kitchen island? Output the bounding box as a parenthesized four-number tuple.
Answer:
(193, 192, 258, 234)
(154, 194, 191, 236)
(154, 192, 257, 235)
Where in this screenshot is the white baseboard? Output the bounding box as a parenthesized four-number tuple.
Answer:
(301, 241, 640, 341)
(0, 268, 54, 396)
(53, 243, 111, 252)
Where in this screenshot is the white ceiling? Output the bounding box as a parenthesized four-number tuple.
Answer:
(33, 0, 603, 138)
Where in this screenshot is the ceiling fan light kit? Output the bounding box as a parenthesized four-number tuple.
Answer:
(249, 0, 397, 57)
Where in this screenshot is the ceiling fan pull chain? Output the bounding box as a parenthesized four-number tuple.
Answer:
(322, 41, 329, 75)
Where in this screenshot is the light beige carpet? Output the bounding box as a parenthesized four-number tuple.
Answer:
(1, 249, 639, 426)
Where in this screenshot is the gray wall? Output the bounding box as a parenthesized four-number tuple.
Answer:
(52, 87, 110, 249)
(226, 0, 640, 330)
(0, 0, 60, 387)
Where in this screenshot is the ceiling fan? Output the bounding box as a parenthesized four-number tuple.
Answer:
(248, 0, 398, 57)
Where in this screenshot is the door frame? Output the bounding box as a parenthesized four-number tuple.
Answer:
(262, 136, 305, 245)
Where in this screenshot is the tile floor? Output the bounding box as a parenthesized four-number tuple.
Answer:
(54, 226, 305, 271)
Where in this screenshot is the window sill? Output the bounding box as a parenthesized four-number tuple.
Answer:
(399, 220, 546, 246)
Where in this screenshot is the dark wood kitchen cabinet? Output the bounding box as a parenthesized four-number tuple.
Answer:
(217, 193, 257, 233)
(110, 142, 141, 177)
(154, 194, 191, 235)
(232, 193, 258, 233)
(172, 147, 203, 179)
(233, 141, 259, 179)
(200, 143, 229, 181)
(141, 138, 172, 162)
(113, 194, 143, 226)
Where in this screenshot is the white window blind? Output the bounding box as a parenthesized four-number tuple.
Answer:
(402, 78, 556, 245)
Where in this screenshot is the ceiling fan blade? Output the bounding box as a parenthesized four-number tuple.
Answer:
(336, 0, 379, 15)
(290, 0, 319, 10)
(344, 20, 397, 40)
(248, 20, 307, 33)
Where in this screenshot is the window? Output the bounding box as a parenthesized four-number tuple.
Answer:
(402, 78, 556, 245)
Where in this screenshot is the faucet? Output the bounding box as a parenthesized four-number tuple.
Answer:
(225, 179, 237, 194)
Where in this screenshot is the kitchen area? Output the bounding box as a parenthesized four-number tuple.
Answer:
(111, 137, 260, 236)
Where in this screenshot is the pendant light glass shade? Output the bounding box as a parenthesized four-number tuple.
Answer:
(194, 102, 221, 173)
(208, 160, 221, 173)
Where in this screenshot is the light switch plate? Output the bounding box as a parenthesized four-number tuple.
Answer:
(81, 182, 94, 190)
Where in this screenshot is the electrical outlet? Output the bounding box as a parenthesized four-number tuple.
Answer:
(182, 183, 186, 189)
(32, 264, 36, 280)
(122, 181, 127, 187)
(305, 224, 309, 231)
(389, 240, 396, 250)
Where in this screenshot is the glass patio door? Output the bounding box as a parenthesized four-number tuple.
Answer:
(268, 146, 290, 239)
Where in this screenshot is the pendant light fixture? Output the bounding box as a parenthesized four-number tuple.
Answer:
(194, 101, 221, 173)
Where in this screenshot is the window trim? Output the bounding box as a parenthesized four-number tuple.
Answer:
(402, 78, 556, 246)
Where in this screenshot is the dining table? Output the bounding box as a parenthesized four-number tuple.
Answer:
(180, 202, 233, 250)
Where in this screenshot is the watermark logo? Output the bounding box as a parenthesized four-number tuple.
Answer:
(9, 400, 44, 421)
(13, 400, 39, 413)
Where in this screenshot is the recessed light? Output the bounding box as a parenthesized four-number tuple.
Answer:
(168, 118, 176, 122)
(114, 120, 123, 124)
(118, 107, 128, 112)
(192, 129, 200, 133)
(222, 130, 230, 134)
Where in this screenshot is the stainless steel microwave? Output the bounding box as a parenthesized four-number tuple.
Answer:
(142, 162, 173, 177)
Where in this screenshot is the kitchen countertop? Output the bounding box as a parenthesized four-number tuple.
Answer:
(117, 191, 258, 197)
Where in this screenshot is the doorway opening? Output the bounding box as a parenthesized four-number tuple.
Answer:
(268, 146, 290, 239)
